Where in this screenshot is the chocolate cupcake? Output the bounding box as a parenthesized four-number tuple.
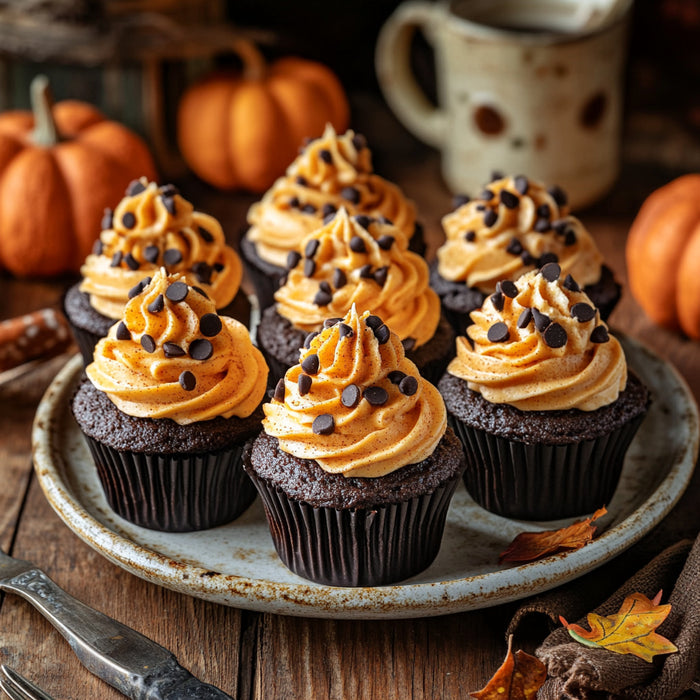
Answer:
(244, 305, 465, 586)
(256, 207, 454, 386)
(71, 268, 268, 531)
(430, 175, 621, 335)
(438, 264, 649, 520)
(63, 178, 248, 365)
(241, 124, 426, 310)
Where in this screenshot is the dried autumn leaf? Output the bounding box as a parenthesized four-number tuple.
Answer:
(499, 506, 607, 563)
(560, 590, 678, 663)
(470, 635, 546, 700)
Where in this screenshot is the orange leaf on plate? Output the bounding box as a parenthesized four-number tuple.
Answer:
(470, 634, 546, 699)
(560, 589, 678, 663)
(499, 507, 607, 563)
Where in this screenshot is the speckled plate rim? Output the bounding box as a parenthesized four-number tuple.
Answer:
(31, 336, 699, 619)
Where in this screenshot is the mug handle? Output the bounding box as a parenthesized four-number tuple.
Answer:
(375, 1, 447, 149)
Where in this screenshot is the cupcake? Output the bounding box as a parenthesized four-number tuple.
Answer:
(63, 178, 247, 364)
(71, 268, 268, 531)
(240, 123, 426, 310)
(438, 263, 649, 520)
(430, 174, 621, 335)
(244, 305, 465, 586)
(256, 207, 454, 386)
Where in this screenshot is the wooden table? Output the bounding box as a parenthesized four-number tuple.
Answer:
(0, 95, 698, 699)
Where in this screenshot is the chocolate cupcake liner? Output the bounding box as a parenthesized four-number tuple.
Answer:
(448, 412, 646, 520)
(83, 436, 257, 532)
(239, 236, 284, 312)
(65, 322, 103, 366)
(245, 459, 459, 587)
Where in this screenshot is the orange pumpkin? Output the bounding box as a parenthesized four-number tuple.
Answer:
(626, 174, 700, 339)
(0, 75, 157, 278)
(176, 40, 350, 192)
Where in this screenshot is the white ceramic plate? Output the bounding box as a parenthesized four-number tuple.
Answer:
(32, 336, 698, 619)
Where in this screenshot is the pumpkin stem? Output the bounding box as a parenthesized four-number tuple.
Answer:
(30, 75, 60, 147)
(231, 39, 267, 81)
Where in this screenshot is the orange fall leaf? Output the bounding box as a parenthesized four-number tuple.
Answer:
(560, 589, 678, 663)
(499, 507, 607, 563)
(470, 635, 547, 700)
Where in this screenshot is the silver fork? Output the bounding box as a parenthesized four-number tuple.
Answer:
(0, 665, 55, 700)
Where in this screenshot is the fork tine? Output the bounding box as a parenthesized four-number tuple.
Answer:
(0, 666, 54, 700)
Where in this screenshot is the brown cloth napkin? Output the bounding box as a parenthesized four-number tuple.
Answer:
(507, 534, 700, 699)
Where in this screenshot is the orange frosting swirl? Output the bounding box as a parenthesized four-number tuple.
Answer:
(437, 175, 604, 294)
(274, 208, 439, 347)
(86, 268, 267, 425)
(246, 124, 417, 268)
(263, 306, 447, 477)
(447, 267, 627, 411)
(80, 179, 242, 319)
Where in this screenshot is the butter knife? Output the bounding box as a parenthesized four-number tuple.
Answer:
(0, 547, 233, 699)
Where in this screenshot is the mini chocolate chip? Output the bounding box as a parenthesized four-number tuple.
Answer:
(323, 212, 336, 224)
(295, 175, 307, 186)
(301, 354, 320, 375)
(491, 170, 504, 181)
(537, 203, 551, 219)
(352, 133, 367, 151)
(366, 315, 382, 329)
(302, 204, 316, 214)
(543, 322, 568, 348)
(298, 373, 312, 396)
(164, 342, 185, 357)
(313, 290, 332, 306)
(514, 175, 529, 195)
(198, 226, 214, 242)
(483, 209, 498, 227)
(563, 274, 580, 292)
(465, 230, 477, 243)
(193, 262, 212, 285)
(287, 250, 301, 270)
(148, 294, 164, 313)
(321, 203, 336, 218)
(591, 325, 610, 343)
(160, 184, 179, 197)
(481, 188, 495, 201)
(192, 286, 209, 298)
(126, 179, 146, 196)
(364, 386, 388, 406)
(122, 212, 136, 229)
(548, 185, 568, 206)
(540, 262, 561, 282)
(116, 322, 131, 340)
(499, 280, 518, 298)
(161, 196, 176, 215)
(165, 281, 188, 303)
(319, 281, 331, 295)
(539, 252, 559, 267)
(476, 204, 486, 212)
(399, 375, 418, 396)
(92, 239, 103, 256)
(304, 331, 319, 348)
(374, 324, 391, 344)
(374, 266, 388, 287)
(517, 308, 532, 328)
(163, 248, 183, 266)
(324, 317, 343, 328)
(189, 338, 213, 360)
(571, 302, 596, 322)
(521, 251, 537, 266)
(213, 262, 224, 272)
(124, 252, 139, 270)
(304, 258, 316, 277)
(179, 370, 196, 391)
(506, 238, 523, 255)
(349, 236, 366, 253)
(143, 245, 159, 264)
(490, 291, 504, 312)
(359, 264, 373, 278)
(273, 378, 285, 402)
(402, 337, 416, 352)
(338, 323, 353, 338)
(564, 230, 577, 246)
(534, 218, 551, 232)
(305, 239, 320, 258)
(128, 281, 144, 299)
(453, 194, 470, 208)
(381, 216, 395, 225)
(200, 313, 222, 337)
(312, 414, 335, 435)
(333, 268, 347, 288)
(341, 186, 360, 204)
(140, 334, 156, 353)
(388, 370, 406, 384)
(532, 308, 551, 332)
(319, 149, 333, 164)
(288, 196, 300, 209)
(487, 322, 510, 343)
(341, 384, 361, 408)
(101, 208, 113, 230)
(111, 251, 123, 267)
(354, 214, 373, 229)
(377, 235, 395, 250)
(552, 219, 568, 235)
(500, 190, 519, 209)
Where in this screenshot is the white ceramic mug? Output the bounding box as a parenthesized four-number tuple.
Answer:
(375, 0, 633, 209)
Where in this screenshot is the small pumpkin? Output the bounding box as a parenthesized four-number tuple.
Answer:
(0, 75, 158, 278)
(626, 174, 700, 339)
(176, 40, 350, 193)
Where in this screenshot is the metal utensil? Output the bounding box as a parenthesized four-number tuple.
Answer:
(0, 665, 55, 700)
(0, 548, 233, 699)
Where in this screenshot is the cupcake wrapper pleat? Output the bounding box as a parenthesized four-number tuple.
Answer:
(449, 412, 646, 520)
(83, 436, 256, 532)
(66, 322, 103, 367)
(246, 467, 459, 587)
